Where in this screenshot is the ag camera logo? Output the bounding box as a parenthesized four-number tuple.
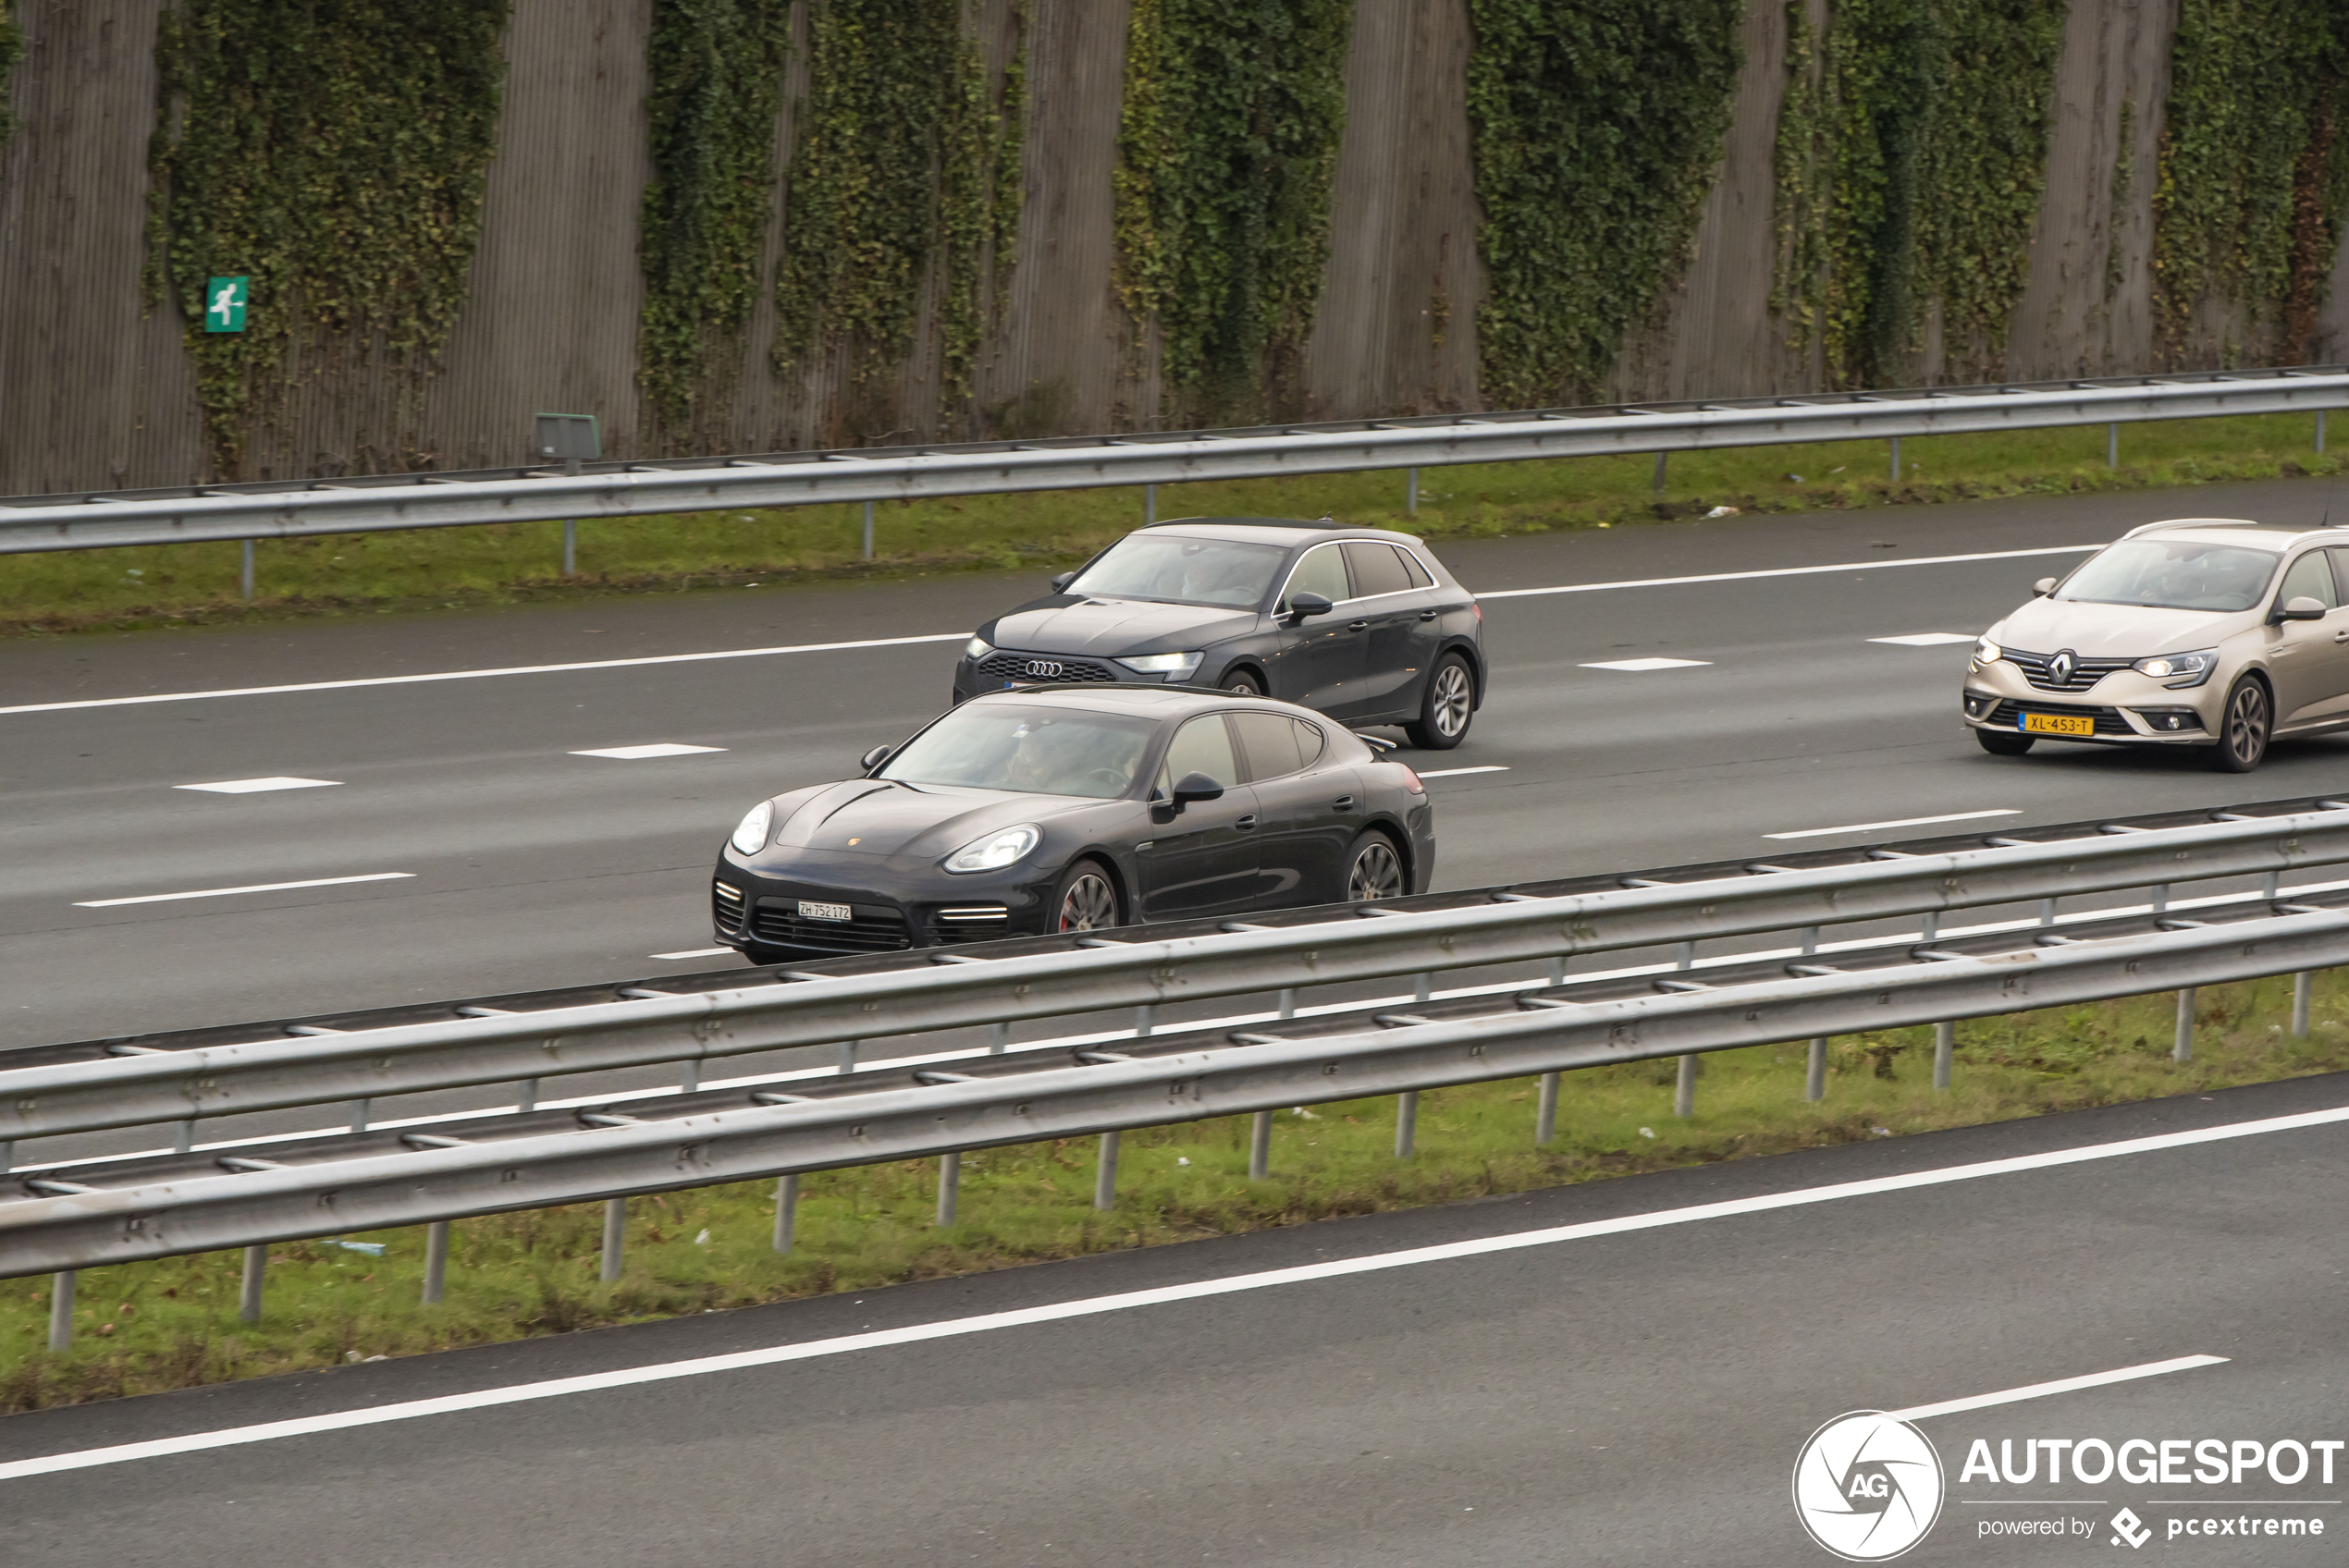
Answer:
(1792, 1412, 1945, 1561)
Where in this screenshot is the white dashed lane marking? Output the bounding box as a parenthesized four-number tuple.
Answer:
(174, 777, 343, 794)
(1764, 809, 2020, 840)
(1417, 766, 1510, 778)
(652, 947, 736, 962)
(1868, 632, 1976, 646)
(570, 743, 728, 760)
(1888, 1354, 2229, 1423)
(74, 873, 415, 908)
(1580, 657, 1711, 672)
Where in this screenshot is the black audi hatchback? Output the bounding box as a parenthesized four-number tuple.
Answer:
(953, 518, 1487, 748)
(712, 685, 1435, 962)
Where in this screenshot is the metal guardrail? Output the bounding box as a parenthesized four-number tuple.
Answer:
(5, 797, 2347, 1149)
(5, 907, 2343, 1278)
(2, 366, 2343, 554)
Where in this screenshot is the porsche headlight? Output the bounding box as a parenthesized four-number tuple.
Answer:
(944, 823, 1040, 873)
(730, 800, 775, 855)
(964, 636, 992, 662)
(1116, 651, 1204, 678)
(1972, 636, 2002, 668)
(2131, 649, 2218, 687)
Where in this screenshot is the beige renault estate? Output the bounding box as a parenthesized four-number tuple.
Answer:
(1962, 518, 2349, 772)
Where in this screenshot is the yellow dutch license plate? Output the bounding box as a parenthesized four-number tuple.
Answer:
(2020, 713, 2095, 737)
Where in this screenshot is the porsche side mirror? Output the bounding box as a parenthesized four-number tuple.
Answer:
(2277, 595, 2328, 622)
(2033, 577, 2057, 596)
(859, 744, 894, 773)
(1286, 590, 1334, 623)
(1171, 771, 1224, 805)
(1051, 571, 1076, 593)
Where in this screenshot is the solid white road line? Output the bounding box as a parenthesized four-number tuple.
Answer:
(2, 1103, 2338, 1484)
(0, 633, 973, 717)
(650, 947, 735, 962)
(1765, 809, 2021, 840)
(173, 777, 342, 794)
(1478, 544, 2100, 599)
(1416, 766, 1510, 778)
(1580, 657, 1711, 672)
(73, 873, 414, 908)
(1869, 632, 1977, 646)
(1888, 1355, 2230, 1423)
(569, 743, 726, 760)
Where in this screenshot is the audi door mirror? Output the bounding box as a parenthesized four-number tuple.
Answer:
(1286, 590, 1334, 623)
(2278, 595, 2328, 622)
(859, 744, 893, 773)
(2033, 577, 2058, 596)
(1170, 770, 1224, 805)
(1051, 571, 1076, 593)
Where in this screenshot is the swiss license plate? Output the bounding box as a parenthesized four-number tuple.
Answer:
(797, 900, 853, 922)
(2020, 712, 2095, 737)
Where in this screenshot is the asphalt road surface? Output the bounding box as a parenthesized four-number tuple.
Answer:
(3, 1072, 2344, 1567)
(4, 477, 2345, 1055)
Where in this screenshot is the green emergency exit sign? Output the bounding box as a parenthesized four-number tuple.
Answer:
(204, 276, 249, 333)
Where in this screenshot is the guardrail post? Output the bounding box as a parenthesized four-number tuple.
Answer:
(1674, 1054, 1696, 1118)
(678, 1060, 699, 1094)
(2294, 972, 2312, 1037)
(1805, 1038, 1827, 1102)
(48, 1271, 73, 1351)
(2318, 410, 2327, 455)
(174, 1121, 194, 1154)
(1933, 1021, 1954, 1091)
(990, 1022, 1009, 1054)
(1395, 1091, 1418, 1157)
(0, 1139, 11, 1172)
(774, 1173, 799, 1254)
(2039, 897, 2058, 927)
(1135, 1003, 1154, 1037)
(240, 538, 255, 600)
(1093, 1132, 1119, 1210)
(348, 1098, 370, 1134)
(2151, 883, 2169, 915)
(1144, 484, 1156, 526)
(562, 520, 576, 577)
(2174, 987, 2195, 1062)
(1653, 452, 1668, 493)
(937, 1151, 960, 1226)
(838, 1039, 858, 1074)
(422, 1220, 450, 1305)
(1535, 1071, 1559, 1144)
(1276, 987, 1296, 1020)
(600, 1198, 626, 1281)
(1413, 972, 1431, 1004)
(861, 500, 874, 560)
(1248, 1111, 1272, 1178)
(517, 1079, 539, 1114)
(2107, 423, 2119, 467)
(1407, 467, 1420, 515)
(1888, 436, 1900, 483)
(240, 1243, 265, 1322)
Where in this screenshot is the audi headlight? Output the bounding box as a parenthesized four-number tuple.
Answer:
(1116, 650, 1205, 679)
(944, 824, 1040, 874)
(730, 800, 774, 856)
(1972, 636, 2002, 668)
(964, 636, 992, 662)
(2131, 649, 2218, 688)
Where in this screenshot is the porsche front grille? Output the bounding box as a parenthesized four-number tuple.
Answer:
(748, 901, 912, 953)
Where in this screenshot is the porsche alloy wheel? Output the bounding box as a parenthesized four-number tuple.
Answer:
(1346, 834, 1405, 902)
(1055, 866, 1121, 931)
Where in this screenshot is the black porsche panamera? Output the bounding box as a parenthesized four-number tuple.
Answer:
(952, 517, 1488, 750)
(711, 685, 1436, 963)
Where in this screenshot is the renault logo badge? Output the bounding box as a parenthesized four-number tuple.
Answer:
(2049, 649, 2076, 683)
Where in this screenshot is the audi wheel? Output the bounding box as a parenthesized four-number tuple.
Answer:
(1346, 832, 1406, 902)
(1224, 669, 1264, 696)
(2209, 675, 2269, 772)
(1052, 861, 1122, 932)
(1405, 654, 1474, 750)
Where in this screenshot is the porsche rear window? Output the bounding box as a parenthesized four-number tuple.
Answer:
(2057, 540, 2279, 612)
(1065, 533, 1288, 608)
(880, 704, 1156, 798)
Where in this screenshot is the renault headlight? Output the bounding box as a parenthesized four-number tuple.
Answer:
(1972, 636, 2002, 668)
(964, 636, 992, 662)
(944, 824, 1040, 873)
(730, 800, 774, 855)
(1117, 650, 1204, 679)
(2131, 649, 2218, 688)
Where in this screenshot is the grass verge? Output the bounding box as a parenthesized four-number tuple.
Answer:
(4, 413, 2344, 637)
(5, 971, 2347, 1412)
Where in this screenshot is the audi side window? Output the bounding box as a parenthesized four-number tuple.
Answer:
(1343, 541, 1413, 598)
(1396, 548, 1434, 589)
(1278, 545, 1352, 611)
(1291, 718, 1325, 767)
(2277, 551, 2339, 610)
(1157, 714, 1239, 794)
(1231, 711, 1303, 781)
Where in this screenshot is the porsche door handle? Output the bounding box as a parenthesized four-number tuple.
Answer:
(1347, 619, 1369, 631)
(1418, 608, 1438, 621)
(1331, 794, 1356, 811)
(1234, 814, 1258, 830)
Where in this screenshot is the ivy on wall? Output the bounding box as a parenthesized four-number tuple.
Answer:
(1113, 0, 1350, 423)
(772, 0, 1025, 428)
(0, 0, 24, 147)
(639, 0, 794, 447)
(2153, 1, 2349, 364)
(1773, 0, 2064, 388)
(149, 0, 510, 476)
(1465, 0, 1742, 409)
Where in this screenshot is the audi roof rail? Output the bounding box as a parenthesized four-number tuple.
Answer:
(2117, 517, 2268, 539)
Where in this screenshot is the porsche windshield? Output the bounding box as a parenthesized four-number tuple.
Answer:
(1064, 533, 1288, 609)
(879, 705, 1156, 798)
(2057, 540, 2280, 612)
